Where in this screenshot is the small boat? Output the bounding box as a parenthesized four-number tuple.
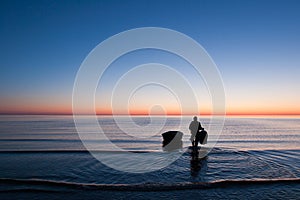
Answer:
(161, 131, 183, 151)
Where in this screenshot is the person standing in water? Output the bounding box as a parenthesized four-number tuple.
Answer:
(189, 116, 202, 147)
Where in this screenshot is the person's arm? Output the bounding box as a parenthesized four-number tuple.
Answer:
(198, 122, 203, 130)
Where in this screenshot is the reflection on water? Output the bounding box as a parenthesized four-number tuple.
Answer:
(189, 147, 208, 178)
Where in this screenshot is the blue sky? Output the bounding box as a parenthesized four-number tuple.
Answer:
(0, 0, 299, 114)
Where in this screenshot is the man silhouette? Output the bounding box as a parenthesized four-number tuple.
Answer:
(189, 116, 202, 147)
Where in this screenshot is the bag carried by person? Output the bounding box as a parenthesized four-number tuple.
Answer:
(196, 129, 207, 145)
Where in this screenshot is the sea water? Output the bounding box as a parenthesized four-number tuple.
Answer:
(0, 115, 299, 199)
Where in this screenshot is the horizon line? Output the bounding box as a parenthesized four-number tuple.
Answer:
(0, 113, 300, 116)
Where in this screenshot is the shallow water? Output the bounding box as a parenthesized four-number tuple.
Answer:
(0, 115, 299, 199)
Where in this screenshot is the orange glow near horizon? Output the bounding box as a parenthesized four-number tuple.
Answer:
(1, 106, 300, 116)
(1, 96, 300, 116)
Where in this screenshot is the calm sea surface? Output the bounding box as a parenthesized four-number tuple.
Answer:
(0, 115, 299, 199)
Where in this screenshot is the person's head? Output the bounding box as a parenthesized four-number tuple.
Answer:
(193, 116, 197, 121)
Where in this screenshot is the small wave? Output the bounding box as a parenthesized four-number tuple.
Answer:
(0, 147, 298, 155)
(0, 150, 159, 154)
(0, 178, 299, 192)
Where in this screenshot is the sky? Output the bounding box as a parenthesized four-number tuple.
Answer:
(0, 0, 300, 115)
